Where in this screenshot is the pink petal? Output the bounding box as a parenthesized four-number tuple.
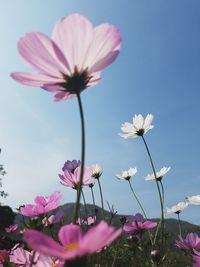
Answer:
(85, 23, 122, 73)
(17, 32, 70, 76)
(19, 205, 35, 216)
(34, 196, 47, 206)
(23, 230, 64, 257)
(52, 13, 94, 73)
(10, 72, 64, 89)
(58, 224, 82, 246)
(53, 91, 76, 102)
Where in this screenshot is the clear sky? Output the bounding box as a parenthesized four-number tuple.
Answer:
(0, 0, 200, 224)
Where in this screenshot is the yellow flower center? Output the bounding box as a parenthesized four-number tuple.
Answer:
(64, 242, 80, 252)
(52, 262, 57, 267)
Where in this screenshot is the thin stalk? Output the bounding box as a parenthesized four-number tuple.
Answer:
(90, 187, 96, 215)
(97, 178, 105, 219)
(128, 180, 148, 219)
(141, 135, 164, 245)
(128, 180, 153, 245)
(81, 189, 88, 225)
(177, 213, 182, 237)
(30, 251, 36, 267)
(72, 93, 85, 224)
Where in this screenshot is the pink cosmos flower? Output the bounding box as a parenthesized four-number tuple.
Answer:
(42, 210, 64, 227)
(5, 224, 18, 233)
(62, 160, 80, 172)
(123, 213, 157, 233)
(11, 13, 121, 101)
(175, 233, 200, 251)
(59, 165, 95, 189)
(193, 250, 200, 267)
(77, 216, 96, 226)
(0, 250, 9, 266)
(23, 220, 122, 260)
(19, 191, 61, 216)
(10, 246, 63, 267)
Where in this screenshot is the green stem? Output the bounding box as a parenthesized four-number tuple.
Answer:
(72, 93, 85, 224)
(81, 189, 88, 225)
(128, 180, 148, 219)
(90, 187, 96, 215)
(97, 178, 105, 219)
(177, 213, 182, 237)
(141, 135, 164, 245)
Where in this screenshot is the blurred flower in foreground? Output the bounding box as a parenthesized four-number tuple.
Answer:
(186, 195, 200, 205)
(166, 202, 188, 215)
(11, 13, 122, 101)
(145, 166, 171, 181)
(119, 114, 154, 139)
(116, 167, 137, 181)
(176, 233, 200, 251)
(0, 250, 9, 266)
(123, 213, 157, 233)
(192, 250, 200, 267)
(59, 164, 95, 189)
(19, 191, 61, 216)
(23, 221, 122, 260)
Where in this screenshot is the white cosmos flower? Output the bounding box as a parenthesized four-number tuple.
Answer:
(186, 195, 200, 205)
(166, 202, 188, 215)
(92, 163, 102, 179)
(145, 167, 171, 181)
(119, 114, 154, 139)
(116, 167, 137, 181)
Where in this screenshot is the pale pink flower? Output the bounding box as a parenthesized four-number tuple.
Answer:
(23, 221, 122, 260)
(5, 224, 18, 232)
(10, 246, 63, 267)
(11, 13, 121, 101)
(19, 191, 61, 216)
(175, 233, 200, 251)
(77, 216, 96, 226)
(0, 250, 9, 265)
(123, 213, 157, 233)
(42, 210, 64, 227)
(59, 165, 95, 189)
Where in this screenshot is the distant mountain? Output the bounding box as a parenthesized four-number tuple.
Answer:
(14, 203, 200, 247)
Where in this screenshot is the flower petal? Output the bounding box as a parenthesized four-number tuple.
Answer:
(23, 230, 64, 257)
(86, 23, 121, 73)
(52, 13, 94, 73)
(11, 72, 64, 88)
(58, 224, 82, 246)
(17, 32, 69, 76)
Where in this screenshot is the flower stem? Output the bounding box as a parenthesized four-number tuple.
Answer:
(177, 213, 182, 237)
(90, 187, 96, 216)
(141, 135, 164, 245)
(72, 93, 85, 224)
(97, 178, 105, 219)
(81, 189, 88, 225)
(128, 180, 148, 219)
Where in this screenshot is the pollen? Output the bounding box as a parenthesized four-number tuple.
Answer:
(52, 262, 58, 267)
(64, 242, 80, 252)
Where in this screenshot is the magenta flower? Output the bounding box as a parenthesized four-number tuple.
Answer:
(19, 191, 61, 216)
(59, 165, 95, 189)
(123, 213, 157, 233)
(192, 250, 200, 267)
(175, 233, 200, 251)
(5, 224, 18, 233)
(23, 221, 122, 260)
(11, 13, 121, 101)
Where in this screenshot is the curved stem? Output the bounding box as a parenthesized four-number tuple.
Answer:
(177, 213, 182, 237)
(97, 178, 105, 219)
(141, 135, 164, 245)
(160, 180, 165, 208)
(72, 93, 85, 224)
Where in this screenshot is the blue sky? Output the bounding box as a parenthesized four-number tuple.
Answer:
(1, 0, 200, 224)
